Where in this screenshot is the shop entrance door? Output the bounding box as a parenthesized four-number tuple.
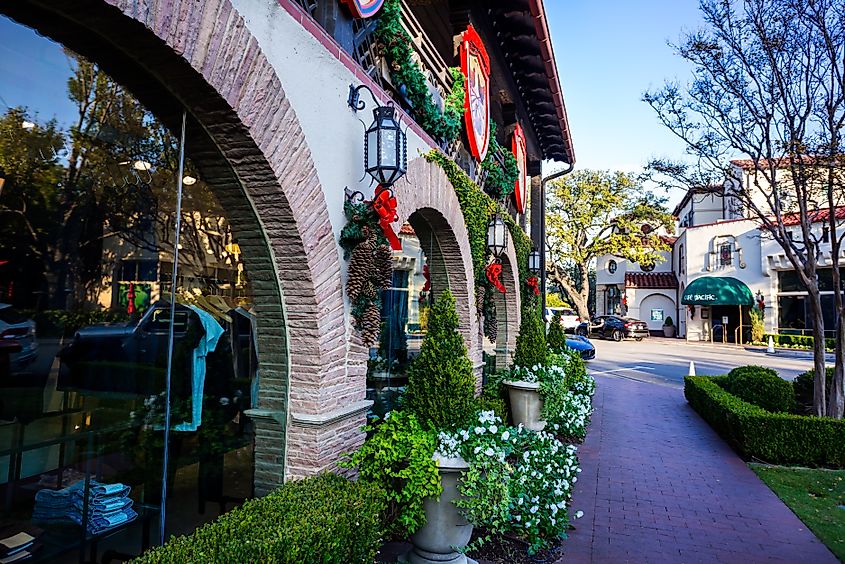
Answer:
(711, 305, 751, 344)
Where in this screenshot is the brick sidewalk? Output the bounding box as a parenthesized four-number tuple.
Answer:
(562, 375, 838, 564)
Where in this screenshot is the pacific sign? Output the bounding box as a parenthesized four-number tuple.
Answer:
(688, 293, 717, 301)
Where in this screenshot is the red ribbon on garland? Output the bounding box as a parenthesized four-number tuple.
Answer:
(526, 276, 540, 296)
(372, 185, 402, 251)
(486, 262, 506, 294)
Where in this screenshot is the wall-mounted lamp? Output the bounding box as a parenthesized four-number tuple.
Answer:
(528, 248, 541, 275)
(486, 215, 508, 258)
(348, 84, 407, 188)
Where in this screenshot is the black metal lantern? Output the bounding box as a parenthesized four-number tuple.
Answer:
(528, 247, 541, 274)
(486, 215, 508, 258)
(349, 84, 407, 187)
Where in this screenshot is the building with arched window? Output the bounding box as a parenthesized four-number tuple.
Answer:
(0, 1, 574, 558)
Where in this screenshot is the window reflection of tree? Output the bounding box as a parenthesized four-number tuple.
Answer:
(0, 50, 239, 310)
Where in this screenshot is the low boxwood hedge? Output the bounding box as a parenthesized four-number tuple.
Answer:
(764, 333, 835, 351)
(723, 365, 794, 413)
(133, 473, 386, 563)
(685, 376, 845, 468)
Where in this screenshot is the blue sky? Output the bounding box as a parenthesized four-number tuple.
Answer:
(546, 1, 706, 205)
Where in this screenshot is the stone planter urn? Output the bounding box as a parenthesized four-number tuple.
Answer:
(502, 380, 546, 431)
(400, 453, 477, 564)
(663, 324, 676, 338)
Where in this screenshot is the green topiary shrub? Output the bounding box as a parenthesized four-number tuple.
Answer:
(132, 473, 385, 563)
(724, 365, 794, 413)
(513, 301, 547, 368)
(405, 290, 477, 430)
(546, 311, 567, 352)
(684, 376, 845, 467)
(793, 367, 835, 414)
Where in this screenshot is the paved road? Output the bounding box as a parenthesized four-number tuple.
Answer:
(585, 337, 814, 388)
(562, 374, 838, 563)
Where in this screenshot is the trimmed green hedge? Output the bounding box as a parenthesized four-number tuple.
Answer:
(764, 333, 834, 351)
(133, 474, 385, 563)
(685, 376, 845, 468)
(724, 366, 794, 413)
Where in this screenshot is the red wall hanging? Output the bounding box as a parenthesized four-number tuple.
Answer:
(460, 25, 491, 161)
(512, 123, 528, 213)
(340, 0, 385, 18)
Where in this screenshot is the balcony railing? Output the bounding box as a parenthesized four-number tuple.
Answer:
(296, 1, 487, 181)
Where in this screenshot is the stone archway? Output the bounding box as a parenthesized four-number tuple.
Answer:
(490, 242, 521, 369)
(6, 0, 355, 485)
(394, 158, 483, 377)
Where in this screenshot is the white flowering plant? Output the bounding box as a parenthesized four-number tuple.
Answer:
(504, 350, 596, 443)
(438, 411, 584, 555)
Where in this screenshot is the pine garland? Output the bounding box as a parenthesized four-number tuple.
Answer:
(340, 199, 394, 346)
(375, 0, 465, 143)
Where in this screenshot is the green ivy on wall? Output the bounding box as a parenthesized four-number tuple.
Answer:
(425, 150, 532, 307)
(375, 0, 465, 143)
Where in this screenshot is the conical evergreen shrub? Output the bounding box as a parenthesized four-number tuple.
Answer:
(405, 290, 476, 430)
(513, 301, 547, 368)
(547, 310, 567, 352)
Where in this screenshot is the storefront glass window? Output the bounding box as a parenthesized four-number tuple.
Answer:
(366, 225, 430, 418)
(0, 15, 258, 559)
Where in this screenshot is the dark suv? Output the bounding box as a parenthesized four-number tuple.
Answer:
(576, 315, 649, 342)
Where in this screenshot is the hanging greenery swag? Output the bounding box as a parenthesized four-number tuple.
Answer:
(375, 0, 465, 143)
(425, 150, 534, 314)
(340, 197, 394, 346)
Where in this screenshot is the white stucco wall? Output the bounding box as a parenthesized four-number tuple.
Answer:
(631, 291, 676, 331)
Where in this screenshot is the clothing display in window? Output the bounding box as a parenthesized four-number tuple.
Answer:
(174, 305, 224, 432)
(32, 480, 136, 535)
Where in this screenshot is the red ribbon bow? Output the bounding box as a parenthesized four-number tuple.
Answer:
(372, 186, 402, 250)
(526, 276, 540, 296)
(486, 262, 506, 294)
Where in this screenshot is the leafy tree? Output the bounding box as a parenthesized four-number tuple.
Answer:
(644, 0, 845, 417)
(544, 292, 570, 309)
(405, 290, 476, 430)
(545, 169, 674, 321)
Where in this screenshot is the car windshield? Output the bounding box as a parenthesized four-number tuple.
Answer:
(0, 306, 28, 325)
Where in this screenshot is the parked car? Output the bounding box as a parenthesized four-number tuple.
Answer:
(0, 304, 38, 371)
(545, 307, 581, 333)
(564, 335, 595, 360)
(576, 315, 649, 342)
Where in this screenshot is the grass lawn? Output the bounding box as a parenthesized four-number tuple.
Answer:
(751, 464, 845, 561)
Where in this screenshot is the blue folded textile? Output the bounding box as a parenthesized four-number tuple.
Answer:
(33, 480, 135, 534)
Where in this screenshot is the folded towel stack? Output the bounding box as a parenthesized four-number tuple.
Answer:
(0, 528, 42, 564)
(33, 480, 137, 535)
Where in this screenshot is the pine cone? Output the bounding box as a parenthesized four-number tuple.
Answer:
(346, 237, 375, 302)
(360, 302, 382, 346)
(475, 285, 486, 318)
(373, 243, 394, 290)
(484, 308, 498, 342)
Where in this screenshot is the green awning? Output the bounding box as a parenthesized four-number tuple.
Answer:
(681, 277, 754, 306)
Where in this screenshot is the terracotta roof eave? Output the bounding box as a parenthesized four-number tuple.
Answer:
(527, 0, 575, 164)
(625, 272, 679, 289)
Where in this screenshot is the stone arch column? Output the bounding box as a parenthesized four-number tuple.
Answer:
(394, 157, 483, 379)
(490, 241, 521, 369)
(9, 0, 358, 486)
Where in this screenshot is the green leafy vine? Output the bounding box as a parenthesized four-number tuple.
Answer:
(375, 0, 465, 143)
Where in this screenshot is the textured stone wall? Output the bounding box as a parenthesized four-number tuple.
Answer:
(13, 0, 488, 486)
